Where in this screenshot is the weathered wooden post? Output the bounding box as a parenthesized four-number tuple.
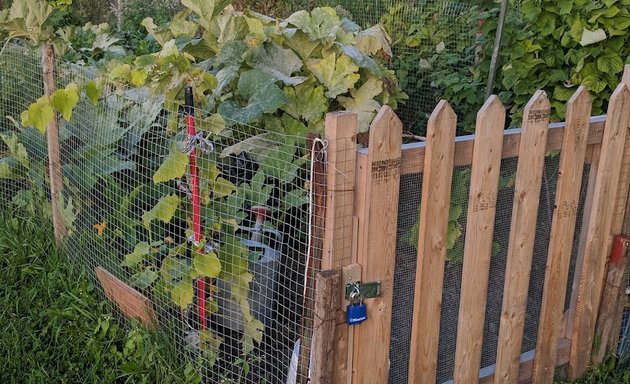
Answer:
(41, 43, 66, 245)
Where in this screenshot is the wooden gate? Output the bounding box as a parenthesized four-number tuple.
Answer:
(309, 66, 630, 384)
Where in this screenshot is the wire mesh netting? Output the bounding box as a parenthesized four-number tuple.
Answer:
(390, 152, 591, 384)
(0, 43, 321, 384)
(283, 0, 479, 135)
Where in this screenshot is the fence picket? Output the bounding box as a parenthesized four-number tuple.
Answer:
(352, 106, 402, 384)
(454, 96, 505, 383)
(494, 90, 550, 384)
(569, 83, 630, 380)
(531, 87, 592, 383)
(409, 101, 457, 384)
(593, 65, 630, 365)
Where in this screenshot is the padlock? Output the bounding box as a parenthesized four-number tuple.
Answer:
(346, 282, 367, 326)
(346, 301, 367, 325)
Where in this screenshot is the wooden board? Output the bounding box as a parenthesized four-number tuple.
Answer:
(408, 101, 457, 384)
(321, 112, 357, 384)
(531, 87, 592, 383)
(494, 90, 551, 384)
(454, 96, 506, 383)
(41, 43, 67, 245)
(311, 269, 342, 384)
(569, 83, 630, 380)
(352, 106, 402, 384)
(595, 65, 630, 364)
(323, 112, 357, 270)
(95, 267, 157, 329)
(397, 116, 606, 175)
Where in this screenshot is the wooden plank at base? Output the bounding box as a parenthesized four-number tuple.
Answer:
(95, 267, 157, 329)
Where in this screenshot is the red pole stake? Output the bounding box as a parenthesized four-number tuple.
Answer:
(185, 85, 206, 330)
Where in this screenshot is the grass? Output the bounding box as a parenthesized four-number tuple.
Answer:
(0, 208, 201, 384)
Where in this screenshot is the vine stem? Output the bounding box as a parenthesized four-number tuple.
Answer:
(0, 38, 11, 57)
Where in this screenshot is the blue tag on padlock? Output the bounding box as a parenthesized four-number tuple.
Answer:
(346, 302, 367, 325)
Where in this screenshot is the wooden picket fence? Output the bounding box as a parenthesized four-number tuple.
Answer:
(309, 66, 630, 384)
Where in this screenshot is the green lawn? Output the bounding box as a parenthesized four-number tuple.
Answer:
(0, 209, 200, 384)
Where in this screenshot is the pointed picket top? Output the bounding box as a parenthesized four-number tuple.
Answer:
(477, 94, 506, 124)
(609, 80, 630, 106)
(522, 90, 551, 123)
(367, 105, 403, 163)
(429, 99, 457, 127)
(622, 64, 630, 87)
(567, 85, 592, 107)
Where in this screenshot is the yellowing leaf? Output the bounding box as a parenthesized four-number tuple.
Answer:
(171, 278, 194, 309)
(94, 221, 107, 236)
(50, 83, 79, 121)
(21, 96, 53, 134)
(109, 63, 131, 82)
(84, 81, 103, 105)
(142, 194, 180, 229)
(307, 52, 360, 98)
(338, 77, 382, 133)
(193, 251, 222, 278)
(153, 144, 189, 184)
(242, 318, 264, 354)
(0, 133, 29, 167)
(130, 69, 148, 87)
(282, 80, 328, 124)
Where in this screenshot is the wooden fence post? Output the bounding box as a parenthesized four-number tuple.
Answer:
(592, 65, 630, 365)
(495, 90, 551, 384)
(311, 269, 342, 384)
(532, 87, 592, 383)
(41, 43, 66, 245)
(569, 83, 630, 380)
(409, 101, 457, 384)
(454, 95, 505, 383)
(320, 112, 357, 384)
(352, 106, 402, 383)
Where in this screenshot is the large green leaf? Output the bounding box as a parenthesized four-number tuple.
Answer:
(122, 242, 151, 268)
(336, 43, 385, 76)
(181, 0, 231, 30)
(307, 52, 360, 98)
(130, 269, 158, 289)
(193, 250, 222, 278)
(153, 144, 189, 184)
(580, 28, 607, 46)
(161, 255, 191, 282)
(219, 235, 249, 275)
(84, 81, 103, 105)
(597, 51, 624, 74)
(171, 278, 194, 309)
(282, 80, 328, 124)
(21, 96, 54, 134)
(0, 0, 54, 41)
(338, 77, 382, 133)
(142, 194, 180, 229)
(286, 7, 341, 42)
(50, 83, 80, 121)
(218, 69, 288, 124)
(250, 42, 307, 86)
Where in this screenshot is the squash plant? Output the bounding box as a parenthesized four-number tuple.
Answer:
(3, 0, 405, 364)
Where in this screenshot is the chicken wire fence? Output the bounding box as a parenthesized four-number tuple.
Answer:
(282, 0, 523, 136)
(390, 155, 591, 384)
(0, 43, 321, 384)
